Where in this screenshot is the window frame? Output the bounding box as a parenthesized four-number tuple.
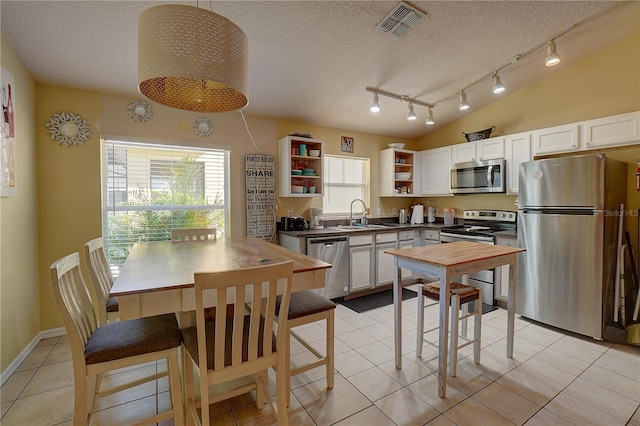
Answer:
(322, 154, 370, 218)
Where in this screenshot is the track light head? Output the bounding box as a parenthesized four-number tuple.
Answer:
(492, 73, 506, 94)
(545, 40, 561, 66)
(407, 103, 417, 121)
(458, 91, 470, 111)
(425, 107, 435, 126)
(369, 93, 381, 113)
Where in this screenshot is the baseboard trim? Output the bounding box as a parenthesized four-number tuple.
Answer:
(0, 327, 66, 387)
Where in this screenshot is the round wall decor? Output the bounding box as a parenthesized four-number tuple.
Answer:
(45, 111, 92, 147)
(193, 117, 214, 137)
(127, 100, 153, 122)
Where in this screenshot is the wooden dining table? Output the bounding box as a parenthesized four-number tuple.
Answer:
(111, 237, 332, 321)
(385, 241, 525, 398)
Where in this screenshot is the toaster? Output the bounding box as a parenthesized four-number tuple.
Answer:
(281, 216, 307, 231)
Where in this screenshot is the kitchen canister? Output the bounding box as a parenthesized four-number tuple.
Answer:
(298, 144, 307, 156)
(443, 208, 455, 225)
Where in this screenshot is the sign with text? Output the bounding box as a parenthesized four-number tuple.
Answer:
(245, 154, 276, 242)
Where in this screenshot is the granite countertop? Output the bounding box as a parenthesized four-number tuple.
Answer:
(278, 221, 457, 238)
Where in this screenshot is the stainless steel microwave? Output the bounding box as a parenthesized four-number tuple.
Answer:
(450, 158, 505, 194)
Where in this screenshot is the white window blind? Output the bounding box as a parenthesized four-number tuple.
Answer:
(102, 139, 230, 269)
(322, 155, 369, 216)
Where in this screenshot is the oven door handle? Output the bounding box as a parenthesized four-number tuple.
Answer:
(441, 233, 495, 243)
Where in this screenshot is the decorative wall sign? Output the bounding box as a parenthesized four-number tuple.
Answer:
(245, 154, 276, 242)
(126, 100, 153, 122)
(46, 111, 92, 147)
(1, 67, 17, 197)
(341, 136, 354, 153)
(193, 117, 214, 137)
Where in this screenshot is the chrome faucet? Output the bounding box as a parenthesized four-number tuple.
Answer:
(350, 198, 367, 226)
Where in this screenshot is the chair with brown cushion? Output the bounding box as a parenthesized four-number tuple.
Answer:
(171, 227, 217, 243)
(181, 261, 293, 425)
(84, 237, 118, 326)
(275, 290, 335, 406)
(50, 252, 184, 426)
(416, 282, 482, 377)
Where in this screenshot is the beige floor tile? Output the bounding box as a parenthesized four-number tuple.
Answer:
(593, 345, 640, 381)
(334, 349, 375, 377)
(15, 346, 52, 372)
(360, 322, 395, 340)
(545, 391, 626, 426)
(293, 323, 328, 342)
(580, 364, 640, 402)
(523, 408, 574, 426)
(378, 355, 433, 386)
(231, 390, 315, 425)
(375, 387, 440, 426)
(0, 368, 36, 403)
(515, 357, 576, 390)
(532, 346, 591, 376)
(365, 307, 395, 324)
(443, 397, 512, 426)
(89, 393, 158, 425)
(20, 360, 74, 397)
(425, 414, 458, 425)
(92, 364, 158, 411)
(496, 368, 561, 406)
(35, 336, 60, 348)
(0, 385, 73, 426)
(457, 343, 523, 381)
(355, 341, 396, 365)
(333, 405, 396, 425)
(473, 382, 541, 425)
(407, 373, 469, 413)
(629, 405, 640, 426)
(564, 377, 638, 422)
(445, 362, 493, 396)
(42, 341, 72, 365)
(346, 366, 403, 401)
(1, 401, 12, 419)
(547, 334, 610, 363)
(343, 312, 381, 329)
(293, 374, 371, 426)
(336, 328, 378, 349)
(515, 322, 565, 347)
(208, 412, 236, 425)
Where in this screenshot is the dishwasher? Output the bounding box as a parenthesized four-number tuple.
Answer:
(306, 236, 349, 299)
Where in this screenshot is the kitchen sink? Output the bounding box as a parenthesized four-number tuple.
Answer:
(326, 224, 389, 231)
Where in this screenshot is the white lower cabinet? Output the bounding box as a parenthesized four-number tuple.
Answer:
(495, 236, 517, 301)
(504, 132, 532, 195)
(349, 234, 374, 293)
(375, 232, 398, 286)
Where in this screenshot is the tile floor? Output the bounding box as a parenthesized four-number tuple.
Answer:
(2, 287, 639, 425)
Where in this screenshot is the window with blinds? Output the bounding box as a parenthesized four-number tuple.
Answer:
(322, 155, 369, 216)
(102, 139, 230, 270)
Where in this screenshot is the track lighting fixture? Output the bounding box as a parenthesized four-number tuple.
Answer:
(425, 107, 435, 125)
(458, 91, 470, 111)
(407, 104, 417, 121)
(545, 40, 561, 66)
(369, 93, 381, 113)
(492, 73, 505, 94)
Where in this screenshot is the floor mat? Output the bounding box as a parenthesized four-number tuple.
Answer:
(332, 288, 417, 313)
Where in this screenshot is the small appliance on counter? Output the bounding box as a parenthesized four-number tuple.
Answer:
(443, 208, 455, 225)
(398, 208, 408, 224)
(427, 206, 436, 223)
(309, 207, 324, 229)
(410, 204, 424, 224)
(280, 216, 307, 231)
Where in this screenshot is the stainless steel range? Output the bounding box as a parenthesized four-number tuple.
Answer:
(440, 210, 517, 305)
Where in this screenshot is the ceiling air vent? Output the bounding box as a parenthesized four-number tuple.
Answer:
(376, 1, 424, 38)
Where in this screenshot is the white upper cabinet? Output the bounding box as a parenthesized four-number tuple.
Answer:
(451, 137, 504, 163)
(582, 111, 640, 149)
(532, 123, 580, 155)
(504, 132, 532, 195)
(420, 146, 452, 196)
(379, 148, 420, 197)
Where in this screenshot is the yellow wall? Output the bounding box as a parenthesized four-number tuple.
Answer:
(0, 33, 39, 371)
(2, 28, 640, 373)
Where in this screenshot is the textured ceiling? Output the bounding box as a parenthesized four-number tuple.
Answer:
(1, 1, 638, 140)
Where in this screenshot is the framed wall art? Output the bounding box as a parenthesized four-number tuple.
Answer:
(1, 67, 17, 197)
(341, 136, 354, 153)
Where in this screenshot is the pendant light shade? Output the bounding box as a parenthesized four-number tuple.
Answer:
(492, 73, 505, 94)
(425, 107, 435, 125)
(370, 93, 381, 113)
(545, 40, 561, 66)
(458, 91, 470, 111)
(407, 103, 417, 121)
(138, 5, 248, 112)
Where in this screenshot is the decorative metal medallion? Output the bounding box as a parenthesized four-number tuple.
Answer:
(127, 100, 153, 122)
(45, 111, 92, 147)
(193, 117, 214, 137)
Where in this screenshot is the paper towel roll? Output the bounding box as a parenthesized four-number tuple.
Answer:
(410, 204, 424, 224)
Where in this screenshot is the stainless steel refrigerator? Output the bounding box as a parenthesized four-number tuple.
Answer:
(517, 154, 627, 339)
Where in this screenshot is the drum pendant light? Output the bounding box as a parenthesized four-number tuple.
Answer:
(138, 5, 248, 112)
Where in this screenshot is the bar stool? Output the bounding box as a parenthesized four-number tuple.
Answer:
(276, 290, 335, 405)
(416, 282, 482, 377)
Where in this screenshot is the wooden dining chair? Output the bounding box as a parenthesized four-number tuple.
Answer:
(275, 290, 335, 406)
(84, 237, 118, 326)
(171, 227, 217, 243)
(50, 252, 184, 426)
(181, 261, 293, 426)
(416, 282, 482, 377)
